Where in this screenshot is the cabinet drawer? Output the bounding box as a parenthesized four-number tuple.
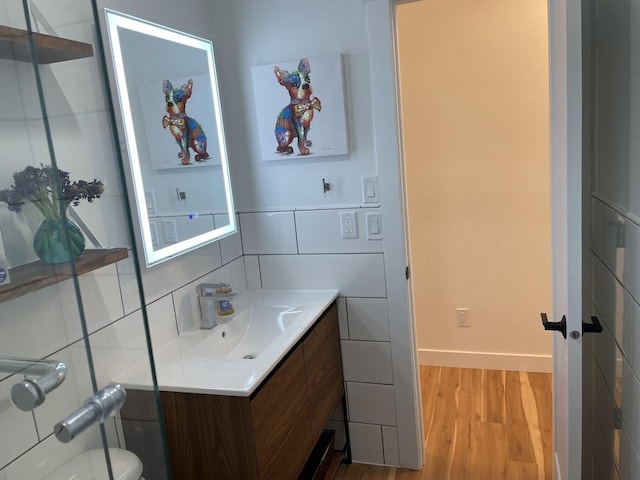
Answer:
(251, 345, 313, 480)
(303, 304, 344, 439)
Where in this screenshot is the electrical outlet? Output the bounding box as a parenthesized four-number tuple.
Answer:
(161, 219, 178, 244)
(339, 211, 358, 239)
(457, 308, 470, 327)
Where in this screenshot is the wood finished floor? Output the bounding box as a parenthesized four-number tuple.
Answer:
(335, 366, 552, 480)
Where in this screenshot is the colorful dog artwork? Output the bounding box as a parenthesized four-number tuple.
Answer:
(274, 58, 322, 155)
(162, 79, 210, 165)
(251, 54, 349, 162)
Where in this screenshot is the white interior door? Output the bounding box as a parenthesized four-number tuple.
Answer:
(547, 0, 583, 479)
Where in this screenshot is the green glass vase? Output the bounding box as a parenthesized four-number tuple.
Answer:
(33, 219, 86, 264)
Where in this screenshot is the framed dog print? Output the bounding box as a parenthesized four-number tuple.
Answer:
(138, 73, 222, 170)
(251, 54, 349, 162)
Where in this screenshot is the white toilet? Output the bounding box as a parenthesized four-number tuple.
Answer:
(48, 448, 144, 480)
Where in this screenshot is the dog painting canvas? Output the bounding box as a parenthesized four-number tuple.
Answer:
(162, 78, 210, 165)
(252, 54, 349, 161)
(138, 74, 222, 170)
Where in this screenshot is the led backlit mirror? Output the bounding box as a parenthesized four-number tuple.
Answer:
(105, 9, 235, 266)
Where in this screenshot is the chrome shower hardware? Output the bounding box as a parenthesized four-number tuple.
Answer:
(0, 356, 67, 412)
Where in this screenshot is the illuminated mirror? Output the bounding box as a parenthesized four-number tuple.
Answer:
(105, 9, 235, 266)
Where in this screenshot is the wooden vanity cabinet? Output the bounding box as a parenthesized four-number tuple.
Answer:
(158, 302, 344, 480)
(251, 346, 314, 479)
(302, 305, 344, 440)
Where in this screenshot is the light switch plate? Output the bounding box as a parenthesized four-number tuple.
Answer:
(149, 221, 159, 246)
(366, 212, 382, 240)
(361, 176, 379, 203)
(145, 190, 157, 214)
(161, 219, 178, 243)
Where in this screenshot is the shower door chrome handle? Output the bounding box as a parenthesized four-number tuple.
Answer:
(0, 356, 67, 411)
(54, 383, 126, 443)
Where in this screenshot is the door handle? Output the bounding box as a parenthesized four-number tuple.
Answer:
(540, 313, 567, 338)
(54, 383, 126, 443)
(583, 316, 603, 334)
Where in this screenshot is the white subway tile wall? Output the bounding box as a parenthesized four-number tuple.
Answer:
(239, 212, 298, 254)
(347, 382, 397, 426)
(341, 341, 394, 384)
(243, 255, 263, 290)
(348, 423, 384, 465)
(590, 199, 640, 476)
(346, 297, 390, 342)
(216, 214, 243, 265)
(294, 208, 383, 254)
(382, 426, 400, 466)
(146, 295, 181, 349)
(259, 253, 386, 297)
(139, 243, 224, 303)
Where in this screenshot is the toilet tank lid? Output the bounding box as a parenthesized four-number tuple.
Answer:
(47, 448, 143, 480)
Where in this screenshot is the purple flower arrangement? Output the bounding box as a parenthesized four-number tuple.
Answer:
(0, 165, 104, 221)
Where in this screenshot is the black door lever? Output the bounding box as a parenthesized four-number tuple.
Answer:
(540, 313, 567, 338)
(583, 316, 603, 334)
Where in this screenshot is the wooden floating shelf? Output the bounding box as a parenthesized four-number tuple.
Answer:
(0, 25, 93, 64)
(0, 248, 128, 304)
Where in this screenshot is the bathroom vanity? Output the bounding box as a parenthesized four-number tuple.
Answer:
(120, 290, 346, 480)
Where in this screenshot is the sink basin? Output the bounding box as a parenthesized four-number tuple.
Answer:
(184, 305, 303, 359)
(120, 290, 339, 396)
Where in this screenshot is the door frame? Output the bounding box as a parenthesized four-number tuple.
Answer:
(363, 0, 424, 470)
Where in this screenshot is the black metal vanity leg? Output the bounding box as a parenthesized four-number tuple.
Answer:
(341, 392, 352, 464)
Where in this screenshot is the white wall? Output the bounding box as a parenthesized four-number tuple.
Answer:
(207, 0, 378, 210)
(396, 0, 553, 372)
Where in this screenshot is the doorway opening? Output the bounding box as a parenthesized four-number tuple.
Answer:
(396, 0, 553, 477)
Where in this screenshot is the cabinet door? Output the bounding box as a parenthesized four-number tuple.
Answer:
(251, 345, 313, 480)
(302, 304, 344, 439)
(161, 391, 258, 480)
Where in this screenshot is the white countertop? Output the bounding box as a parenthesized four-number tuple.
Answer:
(119, 290, 339, 397)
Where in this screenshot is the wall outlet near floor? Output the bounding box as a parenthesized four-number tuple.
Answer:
(457, 308, 470, 327)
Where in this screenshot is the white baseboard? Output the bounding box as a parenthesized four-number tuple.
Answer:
(418, 348, 552, 373)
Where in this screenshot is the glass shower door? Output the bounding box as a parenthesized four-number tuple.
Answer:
(0, 0, 171, 478)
